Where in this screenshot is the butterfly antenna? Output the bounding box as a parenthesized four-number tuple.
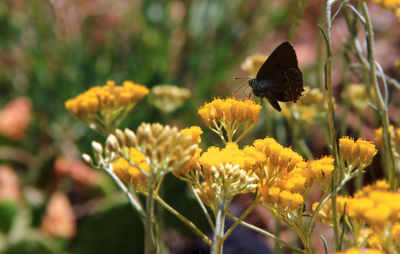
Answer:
(234, 77, 248, 80)
(232, 81, 249, 96)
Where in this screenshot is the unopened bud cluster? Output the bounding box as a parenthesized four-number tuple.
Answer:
(109, 123, 198, 178)
(196, 163, 258, 206)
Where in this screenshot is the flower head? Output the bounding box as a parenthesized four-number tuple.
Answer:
(65, 80, 149, 134)
(307, 156, 335, 192)
(253, 137, 303, 180)
(150, 85, 190, 114)
(198, 97, 261, 143)
(113, 148, 150, 192)
(173, 126, 203, 178)
(339, 136, 377, 171)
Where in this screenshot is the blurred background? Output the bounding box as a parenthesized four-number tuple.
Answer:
(0, 0, 399, 253)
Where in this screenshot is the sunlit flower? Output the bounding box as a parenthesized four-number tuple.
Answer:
(198, 97, 261, 143)
(240, 53, 267, 78)
(150, 84, 190, 114)
(173, 126, 203, 178)
(307, 156, 335, 192)
(114, 148, 150, 192)
(41, 192, 76, 238)
(108, 123, 198, 182)
(262, 164, 310, 211)
(339, 136, 377, 171)
(0, 97, 31, 140)
(199, 143, 263, 176)
(333, 247, 385, 254)
(65, 80, 149, 134)
(253, 137, 303, 180)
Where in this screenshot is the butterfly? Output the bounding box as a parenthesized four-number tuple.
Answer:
(248, 41, 304, 111)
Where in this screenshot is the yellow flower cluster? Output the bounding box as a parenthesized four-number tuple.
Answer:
(333, 247, 384, 254)
(199, 142, 265, 176)
(367, 222, 400, 250)
(253, 137, 303, 179)
(65, 80, 149, 117)
(198, 97, 261, 126)
(339, 136, 377, 170)
(262, 163, 311, 210)
(173, 126, 203, 177)
(307, 156, 335, 191)
(114, 148, 150, 191)
(65, 81, 149, 134)
(317, 180, 400, 230)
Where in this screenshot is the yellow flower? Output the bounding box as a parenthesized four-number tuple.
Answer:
(198, 97, 261, 143)
(333, 247, 385, 254)
(307, 156, 335, 191)
(173, 126, 203, 178)
(339, 136, 377, 171)
(253, 137, 303, 179)
(114, 148, 150, 191)
(150, 85, 190, 114)
(199, 143, 264, 176)
(65, 80, 149, 134)
(180, 126, 203, 145)
(262, 186, 304, 211)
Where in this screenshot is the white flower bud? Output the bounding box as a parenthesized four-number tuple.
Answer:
(82, 153, 94, 166)
(91, 141, 103, 155)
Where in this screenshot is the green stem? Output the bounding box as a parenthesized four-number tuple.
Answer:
(103, 164, 146, 220)
(190, 185, 215, 231)
(154, 194, 212, 246)
(211, 197, 227, 254)
(322, 0, 341, 250)
(227, 214, 305, 253)
(223, 196, 260, 241)
(144, 176, 157, 254)
(361, 2, 396, 189)
(307, 173, 354, 250)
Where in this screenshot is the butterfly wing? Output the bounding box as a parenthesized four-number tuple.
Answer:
(255, 41, 304, 106)
(256, 41, 299, 81)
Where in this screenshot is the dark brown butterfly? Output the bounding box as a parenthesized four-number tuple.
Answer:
(249, 41, 304, 111)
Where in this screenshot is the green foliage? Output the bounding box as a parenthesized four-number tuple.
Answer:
(73, 204, 143, 254)
(0, 201, 18, 233)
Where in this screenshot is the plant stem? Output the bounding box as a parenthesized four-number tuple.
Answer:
(211, 197, 227, 254)
(154, 194, 212, 246)
(144, 175, 156, 254)
(361, 2, 396, 189)
(223, 196, 260, 241)
(103, 164, 146, 220)
(321, 0, 341, 250)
